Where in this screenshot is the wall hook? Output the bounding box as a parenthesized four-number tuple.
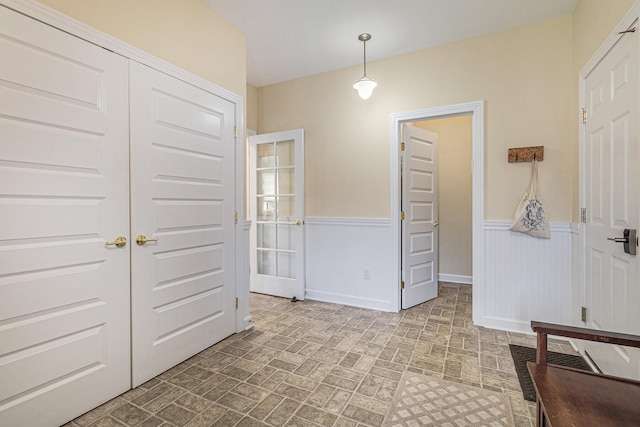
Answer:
(508, 146, 544, 163)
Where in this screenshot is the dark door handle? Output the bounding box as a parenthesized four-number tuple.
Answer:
(607, 229, 637, 255)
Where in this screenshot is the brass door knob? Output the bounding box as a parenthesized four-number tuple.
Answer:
(433, 220, 439, 227)
(106, 236, 127, 247)
(136, 235, 158, 246)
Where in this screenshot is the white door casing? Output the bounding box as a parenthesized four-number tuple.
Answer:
(402, 125, 439, 309)
(583, 21, 640, 379)
(390, 102, 484, 314)
(0, 6, 130, 426)
(130, 61, 237, 387)
(249, 129, 305, 300)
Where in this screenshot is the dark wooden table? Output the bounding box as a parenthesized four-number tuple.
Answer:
(527, 362, 640, 427)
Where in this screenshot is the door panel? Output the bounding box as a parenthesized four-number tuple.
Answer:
(130, 61, 236, 387)
(249, 130, 305, 299)
(0, 6, 130, 426)
(584, 26, 640, 379)
(402, 124, 438, 309)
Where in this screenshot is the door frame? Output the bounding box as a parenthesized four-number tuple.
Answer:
(390, 101, 485, 315)
(578, 2, 640, 330)
(1, 0, 247, 335)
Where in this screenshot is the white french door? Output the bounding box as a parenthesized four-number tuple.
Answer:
(0, 6, 130, 426)
(249, 129, 305, 300)
(402, 124, 439, 309)
(583, 21, 640, 379)
(129, 61, 237, 386)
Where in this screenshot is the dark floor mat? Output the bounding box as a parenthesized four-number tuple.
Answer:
(509, 344, 592, 402)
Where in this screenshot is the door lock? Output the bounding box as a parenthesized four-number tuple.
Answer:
(607, 229, 636, 255)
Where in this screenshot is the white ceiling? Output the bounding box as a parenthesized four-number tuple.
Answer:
(204, 0, 579, 88)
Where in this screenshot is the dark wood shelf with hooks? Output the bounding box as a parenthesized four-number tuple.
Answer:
(508, 146, 544, 163)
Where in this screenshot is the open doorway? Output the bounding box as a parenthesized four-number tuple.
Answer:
(390, 101, 485, 316)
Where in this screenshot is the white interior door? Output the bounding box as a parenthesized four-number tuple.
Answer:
(402, 124, 439, 309)
(583, 24, 640, 379)
(0, 6, 130, 426)
(249, 129, 305, 300)
(130, 61, 237, 386)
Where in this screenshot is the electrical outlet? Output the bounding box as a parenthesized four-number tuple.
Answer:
(363, 268, 370, 280)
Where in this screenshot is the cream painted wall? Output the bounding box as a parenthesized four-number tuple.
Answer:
(570, 0, 635, 221)
(258, 16, 573, 220)
(37, 0, 246, 97)
(247, 83, 259, 131)
(416, 117, 472, 277)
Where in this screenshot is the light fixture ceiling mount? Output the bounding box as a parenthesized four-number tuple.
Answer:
(353, 33, 377, 100)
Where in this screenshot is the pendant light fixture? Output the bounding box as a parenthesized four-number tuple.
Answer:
(353, 33, 377, 100)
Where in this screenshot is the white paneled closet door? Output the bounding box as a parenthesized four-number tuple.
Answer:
(0, 6, 131, 427)
(129, 62, 237, 387)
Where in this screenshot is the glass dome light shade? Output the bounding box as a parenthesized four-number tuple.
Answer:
(353, 76, 378, 100)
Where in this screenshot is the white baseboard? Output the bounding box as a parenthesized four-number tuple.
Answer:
(305, 289, 393, 312)
(439, 274, 472, 285)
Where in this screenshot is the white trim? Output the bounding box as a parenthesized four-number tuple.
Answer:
(570, 222, 580, 235)
(305, 289, 393, 312)
(304, 217, 391, 227)
(438, 274, 472, 285)
(390, 101, 485, 315)
(483, 221, 573, 233)
(241, 221, 253, 331)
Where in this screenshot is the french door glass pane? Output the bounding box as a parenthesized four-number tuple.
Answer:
(257, 196, 275, 220)
(277, 224, 294, 250)
(257, 223, 276, 249)
(277, 140, 294, 167)
(277, 196, 294, 220)
(277, 168, 294, 194)
(277, 252, 295, 279)
(257, 170, 275, 195)
(257, 250, 276, 276)
(257, 143, 275, 168)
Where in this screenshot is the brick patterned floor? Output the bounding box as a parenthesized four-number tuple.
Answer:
(64, 283, 578, 427)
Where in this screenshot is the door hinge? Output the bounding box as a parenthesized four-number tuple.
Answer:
(235, 297, 239, 310)
(401, 142, 405, 151)
(401, 211, 405, 220)
(234, 212, 238, 224)
(401, 281, 405, 289)
(580, 208, 587, 223)
(234, 126, 238, 138)
(581, 306, 587, 322)
(581, 108, 587, 123)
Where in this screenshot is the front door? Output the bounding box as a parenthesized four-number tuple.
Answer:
(583, 23, 640, 379)
(129, 61, 237, 386)
(249, 130, 305, 300)
(0, 7, 130, 426)
(402, 124, 439, 309)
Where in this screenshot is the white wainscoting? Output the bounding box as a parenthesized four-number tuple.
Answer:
(479, 221, 573, 333)
(304, 217, 395, 311)
(303, 218, 574, 331)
